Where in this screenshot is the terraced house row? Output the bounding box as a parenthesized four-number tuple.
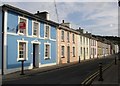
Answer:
(0, 4, 119, 75)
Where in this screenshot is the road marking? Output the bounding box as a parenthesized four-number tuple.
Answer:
(81, 60, 114, 85)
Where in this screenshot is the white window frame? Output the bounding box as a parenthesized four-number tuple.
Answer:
(87, 48, 88, 55)
(18, 16, 28, 36)
(86, 38, 88, 45)
(17, 40, 28, 61)
(84, 37, 85, 44)
(44, 43, 51, 60)
(32, 20, 40, 38)
(95, 48, 96, 55)
(61, 45, 65, 58)
(61, 30, 64, 41)
(95, 40, 96, 46)
(72, 33, 75, 43)
(73, 46, 75, 57)
(80, 36, 82, 44)
(67, 32, 69, 42)
(81, 47, 82, 55)
(44, 24, 51, 39)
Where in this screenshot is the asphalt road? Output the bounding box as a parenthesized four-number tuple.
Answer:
(3, 55, 115, 84)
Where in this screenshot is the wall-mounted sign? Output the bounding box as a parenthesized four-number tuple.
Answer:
(19, 22, 26, 29)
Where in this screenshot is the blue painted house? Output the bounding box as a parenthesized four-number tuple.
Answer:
(0, 4, 59, 74)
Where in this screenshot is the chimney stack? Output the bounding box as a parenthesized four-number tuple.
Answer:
(61, 20, 71, 28)
(78, 27, 83, 33)
(35, 11, 49, 20)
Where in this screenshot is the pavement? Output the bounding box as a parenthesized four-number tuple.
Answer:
(2, 54, 119, 85)
(3, 57, 103, 82)
(2, 61, 80, 82)
(91, 55, 120, 86)
(0, 75, 2, 86)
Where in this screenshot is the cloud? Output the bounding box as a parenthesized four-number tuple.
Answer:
(3, 2, 118, 36)
(1, 0, 118, 2)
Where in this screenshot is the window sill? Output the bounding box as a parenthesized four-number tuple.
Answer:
(45, 37, 50, 40)
(61, 56, 65, 58)
(33, 35, 39, 38)
(19, 33, 26, 35)
(45, 58, 50, 60)
(73, 42, 75, 44)
(61, 40, 65, 42)
(17, 58, 27, 62)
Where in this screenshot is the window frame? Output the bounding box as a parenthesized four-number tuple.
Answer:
(87, 48, 88, 55)
(72, 33, 75, 43)
(81, 47, 82, 55)
(32, 20, 40, 38)
(67, 32, 70, 42)
(73, 46, 75, 57)
(84, 37, 85, 44)
(44, 43, 51, 60)
(18, 16, 28, 36)
(86, 38, 88, 45)
(44, 24, 51, 39)
(61, 45, 65, 58)
(80, 36, 82, 44)
(17, 40, 28, 61)
(61, 30, 64, 42)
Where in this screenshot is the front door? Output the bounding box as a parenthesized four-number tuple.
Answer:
(84, 48, 85, 60)
(33, 44, 39, 68)
(67, 46, 70, 63)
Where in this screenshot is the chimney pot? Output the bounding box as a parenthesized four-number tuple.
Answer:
(62, 20, 64, 23)
(37, 11, 39, 13)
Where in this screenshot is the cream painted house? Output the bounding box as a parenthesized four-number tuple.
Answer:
(77, 28, 90, 61)
(90, 37, 97, 59)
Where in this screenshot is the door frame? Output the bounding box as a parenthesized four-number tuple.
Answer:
(31, 41, 40, 68)
(84, 47, 85, 60)
(67, 46, 70, 63)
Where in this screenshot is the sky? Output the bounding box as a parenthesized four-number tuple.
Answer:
(0, 0, 118, 36)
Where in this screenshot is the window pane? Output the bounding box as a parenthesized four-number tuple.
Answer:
(73, 34, 75, 42)
(45, 44, 50, 58)
(33, 22, 38, 36)
(45, 25, 49, 38)
(61, 31, 64, 41)
(61, 46, 64, 56)
(67, 32, 69, 42)
(19, 18, 26, 34)
(73, 47, 75, 56)
(19, 42, 26, 59)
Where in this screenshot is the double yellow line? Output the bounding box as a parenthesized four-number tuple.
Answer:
(81, 61, 114, 85)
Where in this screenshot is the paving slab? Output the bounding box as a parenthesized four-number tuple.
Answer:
(92, 61, 120, 86)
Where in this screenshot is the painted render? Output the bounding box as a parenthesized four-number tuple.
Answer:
(1, 4, 58, 74)
(79, 35, 90, 60)
(0, 4, 119, 75)
(57, 24, 79, 64)
(90, 38, 97, 59)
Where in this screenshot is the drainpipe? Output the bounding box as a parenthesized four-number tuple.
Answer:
(2, 8, 5, 75)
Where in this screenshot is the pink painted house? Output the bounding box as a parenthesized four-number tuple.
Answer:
(57, 21, 79, 64)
